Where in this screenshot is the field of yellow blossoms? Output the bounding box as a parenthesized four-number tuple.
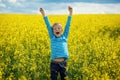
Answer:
(0, 14, 120, 80)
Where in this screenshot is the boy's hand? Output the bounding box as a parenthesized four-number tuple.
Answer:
(68, 6, 73, 16)
(40, 8, 45, 17)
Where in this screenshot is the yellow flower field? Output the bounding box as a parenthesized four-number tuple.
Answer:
(0, 14, 120, 80)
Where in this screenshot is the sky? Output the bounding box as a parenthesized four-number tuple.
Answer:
(0, 0, 120, 14)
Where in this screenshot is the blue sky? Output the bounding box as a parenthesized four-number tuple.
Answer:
(0, 0, 120, 14)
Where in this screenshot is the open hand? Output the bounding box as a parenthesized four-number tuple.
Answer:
(40, 8, 45, 17)
(68, 6, 73, 16)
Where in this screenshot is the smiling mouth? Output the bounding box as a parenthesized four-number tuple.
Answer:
(56, 32, 60, 34)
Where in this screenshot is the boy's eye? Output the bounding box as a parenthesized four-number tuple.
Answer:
(53, 27, 61, 30)
(54, 28, 58, 30)
(54, 28, 56, 30)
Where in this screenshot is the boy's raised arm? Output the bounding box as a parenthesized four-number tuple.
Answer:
(39, 8, 53, 38)
(63, 6, 73, 38)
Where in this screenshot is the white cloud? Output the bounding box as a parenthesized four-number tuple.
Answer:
(72, 3, 106, 14)
(0, 2, 120, 14)
(32, 10, 37, 13)
(15, 2, 24, 7)
(8, 0, 16, 3)
(0, 3, 6, 8)
(0, 9, 12, 13)
(44, 2, 120, 14)
(82, 3, 120, 14)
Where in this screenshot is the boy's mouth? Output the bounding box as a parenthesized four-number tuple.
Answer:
(56, 32, 60, 34)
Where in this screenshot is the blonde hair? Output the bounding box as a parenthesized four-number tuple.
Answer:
(52, 23, 62, 27)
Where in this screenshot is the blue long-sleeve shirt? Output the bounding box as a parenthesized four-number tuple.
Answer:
(44, 16, 72, 60)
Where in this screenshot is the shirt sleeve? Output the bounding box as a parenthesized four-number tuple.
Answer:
(63, 16, 72, 38)
(44, 16, 53, 38)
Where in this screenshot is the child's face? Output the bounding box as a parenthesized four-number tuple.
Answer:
(53, 24, 62, 37)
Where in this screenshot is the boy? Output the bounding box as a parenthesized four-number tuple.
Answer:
(40, 6, 73, 80)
